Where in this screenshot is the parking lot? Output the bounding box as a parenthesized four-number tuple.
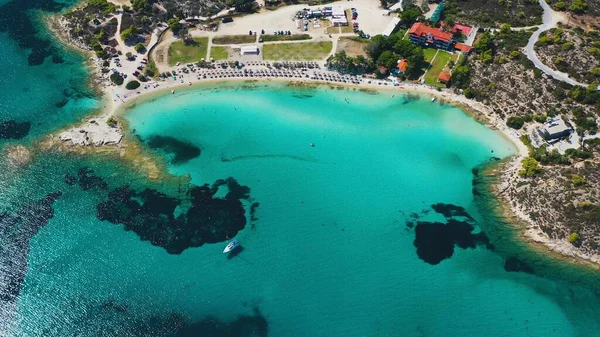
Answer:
(215, 0, 394, 37)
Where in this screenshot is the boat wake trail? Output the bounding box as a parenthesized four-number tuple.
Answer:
(222, 154, 320, 163)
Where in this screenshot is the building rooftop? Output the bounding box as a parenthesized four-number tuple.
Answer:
(454, 42, 472, 54)
(382, 17, 401, 37)
(544, 117, 571, 135)
(452, 23, 472, 36)
(397, 59, 408, 72)
(408, 22, 453, 43)
(438, 71, 451, 82)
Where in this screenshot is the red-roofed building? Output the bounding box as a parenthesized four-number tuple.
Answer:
(454, 42, 472, 54)
(408, 22, 454, 50)
(438, 71, 452, 83)
(397, 59, 408, 73)
(452, 23, 472, 36)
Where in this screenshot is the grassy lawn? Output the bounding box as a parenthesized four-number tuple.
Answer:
(168, 37, 209, 66)
(424, 51, 451, 86)
(261, 34, 312, 42)
(423, 48, 438, 63)
(212, 35, 256, 45)
(262, 41, 333, 61)
(210, 46, 229, 60)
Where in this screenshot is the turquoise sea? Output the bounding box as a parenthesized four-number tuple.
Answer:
(2, 1, 600, 336)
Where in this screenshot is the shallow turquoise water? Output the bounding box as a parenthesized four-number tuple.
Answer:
(9, 83, 600, 336)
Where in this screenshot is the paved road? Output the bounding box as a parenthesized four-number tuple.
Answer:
(524, 0, 587, 87)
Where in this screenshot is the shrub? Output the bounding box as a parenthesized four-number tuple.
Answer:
(121, 26, 136, 42)
(519, 157, 541, 177)
(572, 174, 585, 186)
(554, 1, 567, 10)
(568, 232, 580, 244)
(110, 72, 124, 85)
(135, 43, 146, 53)
(107, 117, 118, 127)
(126, 80, 140, 90)
(463, 87, 476, 98)
(507, 116, 525, 129)
(533, 114, 547, 123)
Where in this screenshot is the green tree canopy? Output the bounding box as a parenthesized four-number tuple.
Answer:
(377, 50, 398, 70)
(400, 5, 422, 27)
(126, 80, 141, 90)
(451, 65, 470, 89)
(507, 116, 525, 129)
(135, 43, 146, 53)
(120, 25, 137, 42)
(168, 18, 184, 35)
(568, 0, 588, 13)
(406, 47, 424, 74)
(519, 157, 541, 177)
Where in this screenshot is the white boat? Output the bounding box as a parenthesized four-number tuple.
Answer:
(431, 97, 436, 102)
(223, 239, 239, 253)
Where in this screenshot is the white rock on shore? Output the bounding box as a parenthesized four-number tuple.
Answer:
(60, 118, 122, 146)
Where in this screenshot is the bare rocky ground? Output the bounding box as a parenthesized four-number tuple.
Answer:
(534, 27, 600, 84)
(445, 0, 544, 27)
(467, 29, 600, 256)
(502, 159, 600, 255)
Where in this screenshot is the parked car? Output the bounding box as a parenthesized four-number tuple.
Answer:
(221, 17, 233, 23)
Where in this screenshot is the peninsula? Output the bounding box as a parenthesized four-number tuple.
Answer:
(51, 0, 600, 266)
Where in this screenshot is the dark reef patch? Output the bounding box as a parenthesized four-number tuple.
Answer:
(0, 0, 68, 66)
(411, 203, 491, 265)
(291, 93, 314, 99)
(414, 219, 490, 265)
(0, 120, 31, 140)
(64, 174, 77, 185)
(145, 135, 201, 165)
(250, 202, 260, 221)
(54, 98, 68, 108)
(96, 178, 251, 254)
(132, 308, 268, 337)
(213, 177, 251, 200)
(76, 167, 108, 191)
(504, 257, 535, 275)
(431, 203, 474, 221)
(0, 192, 61, 314)
(64, 167, 108, 191)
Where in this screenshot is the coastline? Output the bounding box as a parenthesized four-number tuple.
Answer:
(479, 160, 600, 279)
(40, 10, 600, 269)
